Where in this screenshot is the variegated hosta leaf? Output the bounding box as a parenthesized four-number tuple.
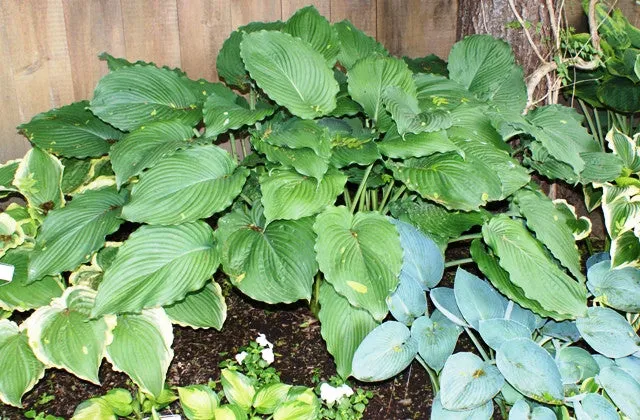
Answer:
(606, 127, 640, 173)
(3, 204, 38, 239)
(121, 144, 248, 225)
(23, 287, 116, 384)
(273, 388, 321, 420)
(333, 20, 387, 70)
(410, 311, 462, 372)
(314, 206, 402, 321)
(482, 215, 587, 320)
(601, 184, 640, 238)
(217, 205, 317, 304)
(28, 186, 127, 282)
(0, 160, 20, 198)
(253, 383, 291, 415)
(71, 397, 117, 420)
(0, 320, 45, 407)
(240, 31, 339, 119)
(92, 221, 220, 317)
(553, 199, 592, 240)
(576, 306, 640, 358)
(17, 101, 123, 158)
(177, 385, 219, 419)
(283, 6, 340, 64)
(0, 212, 24, 257)
(220, 369, 255, 412)
(110, 120, 195, 188)
(13, 147, 64, 219)
(60, 158, 92, 195)
(106, 308, 173, 398)
(453, 268, 506, 330)
(164, 281, 226, 330)
(259, 167, 347, 224)
(378, 126, 458, 159)
(318, 282, 379, 378)
(611, 230, 640, 269)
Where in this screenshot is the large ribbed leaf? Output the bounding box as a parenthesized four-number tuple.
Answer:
(217, 205, 317, 304)
(283, 6, 339, 64)
(240, 31, 338, 119)
(92, 221, 219, 317)
(13, 147, 64, 218)
(414, 73, 478, 112)
(110, 121, 194, 188)
(0, 320, 45, 407)
(164, 281, 226, 330)
(411, 311, 462, 372)
(440, 352, 503, 411)
(121, 145, 248, 225)
(611, 230, 640, 269)
(203, 85, 275, 137)
(17, 101, 123, 158)
(318, 282, 379, 378)
(318, 117, 379, 167)
(28, 187, 127, 282)
(24, 287, 116, 384)
(106, 309, 173, 398)
(333, 20, 387, 70)
(378, 127, 458, 159)
(576, 307, 640, 358)
(314, 207, 402, 321)
(482, 216, 587, 320)
(90, 66, 201, 131)
(259, 167, 346, 223)
(453, 268, 506, 330)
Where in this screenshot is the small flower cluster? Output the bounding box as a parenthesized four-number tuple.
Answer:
(319, 382, 354, 404)
(235, 333, 274, 365)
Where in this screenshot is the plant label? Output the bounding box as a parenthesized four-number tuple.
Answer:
(0, 263, 14, 283)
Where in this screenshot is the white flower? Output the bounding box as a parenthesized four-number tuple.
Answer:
(319, 383, 354, 404)
(256, 333, 273, 348)
(261, 347, 274, 364)
(235, 351, 248, 364)
(337, 384, 354, 398)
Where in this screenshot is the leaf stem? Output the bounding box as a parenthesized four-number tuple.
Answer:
(249, 87, 257, 111)
(464, 327, 491, 362)
(229, 132, 238, 162)
(444, 257, 474, 268)
(379, 185, 406, 215)
(350, 164, 373, 213)
(310, 273, 322, 317)
(240, 135, 248, 158)
(416, 355, 440, 394)
(343, 187, 352, 209)
(377, 181, 395, 213)
(448, 233, 483, 244)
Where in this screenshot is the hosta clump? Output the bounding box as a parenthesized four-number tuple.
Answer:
(0, 4, 604, 412)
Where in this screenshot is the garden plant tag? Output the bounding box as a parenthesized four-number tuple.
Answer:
(0, 263, 14, 283)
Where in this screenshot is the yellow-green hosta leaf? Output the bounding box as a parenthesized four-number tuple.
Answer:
(253, 383, 292, 415)
(240, 31, 338, 119)
(28, 186, 127, 282)
(92, 221, 219, 317)
(221, 369, 255, 412)
(0, 320, 45, 407)
(0, 160, 20, 198)
(178, 385, 219, 420)
(283, 6, 339, 65)
(106, 308, 173, 398)
(23, 287, 116, 384)
(71, 397, 117, 420)
(314, 207, 402, 321)
(164, 281, 226, 330)
(121, 145, 248, 225)
(13, 147, 64, 219)
(214, 404, 248, 420)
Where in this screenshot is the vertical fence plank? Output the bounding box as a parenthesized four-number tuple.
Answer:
(282, 0, 330, 19)
(330, 0, 377, 37)
(231, 0, 283, 27)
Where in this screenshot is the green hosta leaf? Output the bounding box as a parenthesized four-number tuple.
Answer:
(253, 383, 291, 415)
(382, 87, 452, 136)
(579, 151, 624, 183)
(240, 31, 338, 119)
(60, 158, 92, 194)
(430, 393, 494, 419)
(454, 268, 506, 330)
(106, 309, 173, 398)
(178, 385, 219, 420)
(411, 311, 462, 372)
(482, 215, 587, 320)
(606, 128, 640, 172)
(318, 282, 378, 378)
(478, 319, 531, 351)
(414, 73, 478, 112)
(0, 320, 45, 407)
(164, 281, 226, 330)
(314, 207, 402, 321)
(28, 186, 127, 282)
(110, 120, 194, 188)
(597, 77, 640, 113)
(17, 101, 123, 158)
(13, 147, 64, 218)
(488, 65, 527, 113)
(391, 219, 444, 290)
(555, 346, 599, 384)
(24, 287, 116, 384)
(92, 221, 219, 317)
(440, 352, 504, 411)
(333, 20, 387, 70)
(283, 6, 339, 64)
(317, 117, 380, 167)
(524, 141, 580, 184)
(379, 126, 458, 159)
(260, 167, 346, 223)
(587, 260, 640, 312)
(217, 206, 317, 304)
(496, 338, 564, 405)
(90, 66, 201, 131)
(352, 321, 418, 381)
(221, 369, 255, 412)
(404, 54, 448, 76)
(598, 366, 640, 419)
(576, 306, 640, 358)
(611, 230, 640, 268)
(121, 145, 248, 225)
(0, 160, 20, 198)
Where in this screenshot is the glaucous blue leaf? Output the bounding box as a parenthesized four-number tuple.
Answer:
(615, 355, 640, 383)
(410, 311, 462, 372)
(478, 319, 531, 351)
(576, 307, 640, 358)
(430, 393, 493, 420)
(597, 366, 640, 419)
(574, 393, 619, 420)
(592, 355, 615, 370)
(586, 252, 610, 271)
(454, 268, 506, 330)
(508, 399, 556, 420)
(587, 260, 640, 312)
(556, 347, 599, 384)
(505, 301, 537, 332)
(386, 277, 427, 325)
(540, 320, 581, 342)
(430, 287, 469, 327)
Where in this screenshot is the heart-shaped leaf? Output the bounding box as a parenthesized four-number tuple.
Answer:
(283, 6, 339, 64)
(478, 319, 531, 351)
(386, 276, 427, 326)
(587, 260, 640, 312)
(556, 346, 599, 384)
(429, 287, 469, 327)
(378, 126, 458, 159)
(333, 20, 387, 70)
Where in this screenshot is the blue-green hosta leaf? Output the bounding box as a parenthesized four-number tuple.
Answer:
(508, 399, 556, 420)
(496, 338, 564, 405)
(478, 319, 531, 351)
(178, 385, 219, 419)
(318, 282, 378, 378)
(540, 320, 581, 342)
(283, 6, 339, 64)
(440, 352, 504, 411)
(221, 368, 255, 412)
(574, 393, 619, 420)
(556, 346, 599, 384)
(121, 145, 248, 225)
(252, 383, 291, 415)
(92, 221, 219, 317)
(576, 307, 640, 358)
(430, 393, 494, 420)
(0, 160, 20, 198)
(454, 268, 506, 330)
(240, 31, 338, 119)
(13, 147, 64, 219)
(429, 287, 469, 327)
(17, 101, 123, 158)
(352, 321, 418, 381)
(106, 308, 173, 398)
(0, 320, 45, 407)
(411, 311, 462, 372)
(90, 66, 201, 132)
(378, 126, 458, 159)
(382, 87, 452, 136)
(616, 356, 640, 383)
(597, 366, 640, 419)
(505, 301, 538, 332)
(217, 205, 316, 304)
(386, 276, 426, 326)
(587, 260, 640, 312)
(314, 207, 402, 321)
(110, 120, 194, 188)
(28, 186, 127, 282)
(606, 128, 640, 172)
(333, 20, 387, 70)
(164, 281, 226, 330)
(482, 215, 588, 320)
(259, 167, 347, 224)
(24, 287, 116, 384)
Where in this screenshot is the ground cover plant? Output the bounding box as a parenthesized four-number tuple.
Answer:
(0, 3, 639, 419)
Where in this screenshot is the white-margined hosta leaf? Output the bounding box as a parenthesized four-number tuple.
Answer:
(240, 31, 338, 119)
(440, 352, 503, 411)
(382, 87, 452, 136)
(178, 385, 219, 419)
(318, 282, 378, 378)
(553, 199, 592, 240)
(92, 221, 219, 317)
(106, 308, 173, 398)
(611, 230, 640, 268)
(454, 268, 506, 330)
(164, 281, 226, 330)
(217, 205, 317, 304)
(576, 306, 640, 358)
(352, 321, 418, 381)
(597, 366, 640, 419)
(411, 311, 462, 372)
(314, 206, 402, 321)
(24, 287, 116, 384)
(13, 147, 64, 219)
(0, 212, 24, 258)
(259, 167, 346, 224)
(17, 101, 123, 158)
(110, 120, 194, 188)
(496, 338, 564, 405)
(283, 6, 340, 65)
(333, 20, 387, 70)
(90, 66, 201, 132)
(478, 318, 531, 351)
(0, 320, 45, 407)
(606, 127, 640, 172)
(0, 160, 20, 198)
(121, 144, 248, 225)
(378, 126, 458, 159)
(587, 260, 640, 312)
(555, 346, 599, 385)
(574, 393, 619, 420)
(602, 183, 640, 235)
(429, 287, 469, 327)
(28, 186, 127, 282)
(430, 393, 494, 419)
(482, 215, 588, 320)
(391, 219, 444, 290)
